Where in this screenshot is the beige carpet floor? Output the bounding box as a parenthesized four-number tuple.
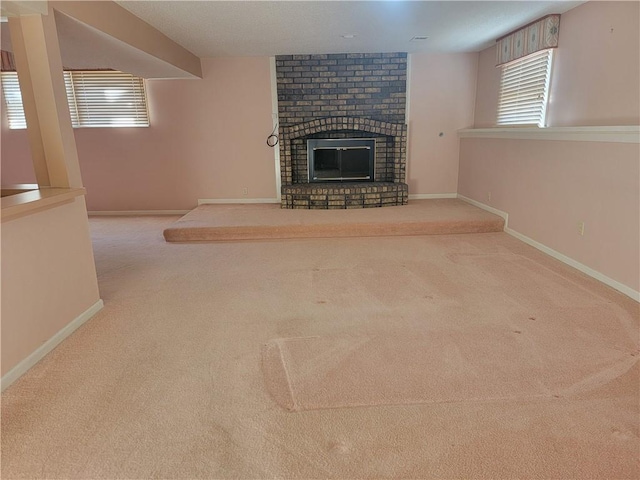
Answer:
(2, 216, 638, 479)
(163, 199, 505, 242)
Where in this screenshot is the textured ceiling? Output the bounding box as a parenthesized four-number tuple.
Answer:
(0, 1, 585, 78)
(116, 0, 584, 57)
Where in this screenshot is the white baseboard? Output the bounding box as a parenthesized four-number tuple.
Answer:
(505, 227, 640, 302)
(88, 210, 189, 216)
(457, 194, 639, 302)
(457, 194, 509, 225)
(1, 299, 104, 392)
(198, 198, 280, 205)
(408, 193, 458, 200)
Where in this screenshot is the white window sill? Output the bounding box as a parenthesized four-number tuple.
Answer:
(457, 126, 640, 144)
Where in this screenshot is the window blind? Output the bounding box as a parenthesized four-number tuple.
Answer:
(1, 70, 149, 129)
(497, 49, 552, 127)
(68, 71, 149, 127)
(1, 72, 27, 129)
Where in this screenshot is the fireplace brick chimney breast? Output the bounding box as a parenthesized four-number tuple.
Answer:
(275, 53, 408, 209)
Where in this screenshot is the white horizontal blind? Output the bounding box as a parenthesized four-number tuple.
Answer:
(1, 70, 149, 129)
(69, 71, 149, 127)
(1, 72, 27, 129)
(497, 49, 553, 127)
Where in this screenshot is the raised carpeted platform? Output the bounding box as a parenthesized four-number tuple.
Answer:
(163, 198, 504, 242)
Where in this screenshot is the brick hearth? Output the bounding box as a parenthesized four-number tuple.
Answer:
(281, 182, 408, 209)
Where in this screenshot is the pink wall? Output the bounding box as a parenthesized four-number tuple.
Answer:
(0, 121, 34, 181)
(2, 196, 101, 376)
(460, 1, 640, 294)
(547, 1, 640, 127)
(473, 1, 640, 128)
(459, 139, 640, 292)
(472, 46, 501, 128)
(1, 57, 276, 210)
(3, 53, 483, 205)
(407, 53, 477, 194)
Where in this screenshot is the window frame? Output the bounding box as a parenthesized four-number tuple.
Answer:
(496, 49, 553, 128)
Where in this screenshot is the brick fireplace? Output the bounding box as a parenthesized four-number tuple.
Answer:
(275, 53, 408, 209)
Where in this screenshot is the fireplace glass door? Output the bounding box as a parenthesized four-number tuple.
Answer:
(308, 139, 375, 182)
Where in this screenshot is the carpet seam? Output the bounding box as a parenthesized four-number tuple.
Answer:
(275, 340, 299, 412)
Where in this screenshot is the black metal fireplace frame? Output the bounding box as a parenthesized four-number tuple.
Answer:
(307, 138, 375, 183)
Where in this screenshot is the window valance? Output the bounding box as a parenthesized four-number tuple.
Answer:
(1, 50, 16, 71)
(496, 14, 560, 66)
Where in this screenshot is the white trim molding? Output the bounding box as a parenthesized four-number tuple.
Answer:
(88, 210, 189, 216)
(198, 198, 280, 205)
(505, 227, 640, 302)
(457, 194, 509, 224)
(409, 193, 458, 200)
(269, 56, 282, 202)
(457, 194, 639, 302)
(458, 125, 640, 143)
(405, 54, 412, 186)
(405, 54, 412, 125)
(1, 299, 104, 392)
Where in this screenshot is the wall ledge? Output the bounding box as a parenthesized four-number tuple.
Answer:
(198, 198, 280, 205)
(458, 126, 640, 143)
(88, 210, 190, 216)
(1, 187, 86, 223)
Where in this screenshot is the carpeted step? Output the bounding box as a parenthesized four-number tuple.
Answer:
(163, 199, 504, 242)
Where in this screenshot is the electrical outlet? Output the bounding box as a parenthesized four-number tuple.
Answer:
(577, 221, 585, 236)
(487, 191, 492, 202)
(242, 187, 248, 196)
